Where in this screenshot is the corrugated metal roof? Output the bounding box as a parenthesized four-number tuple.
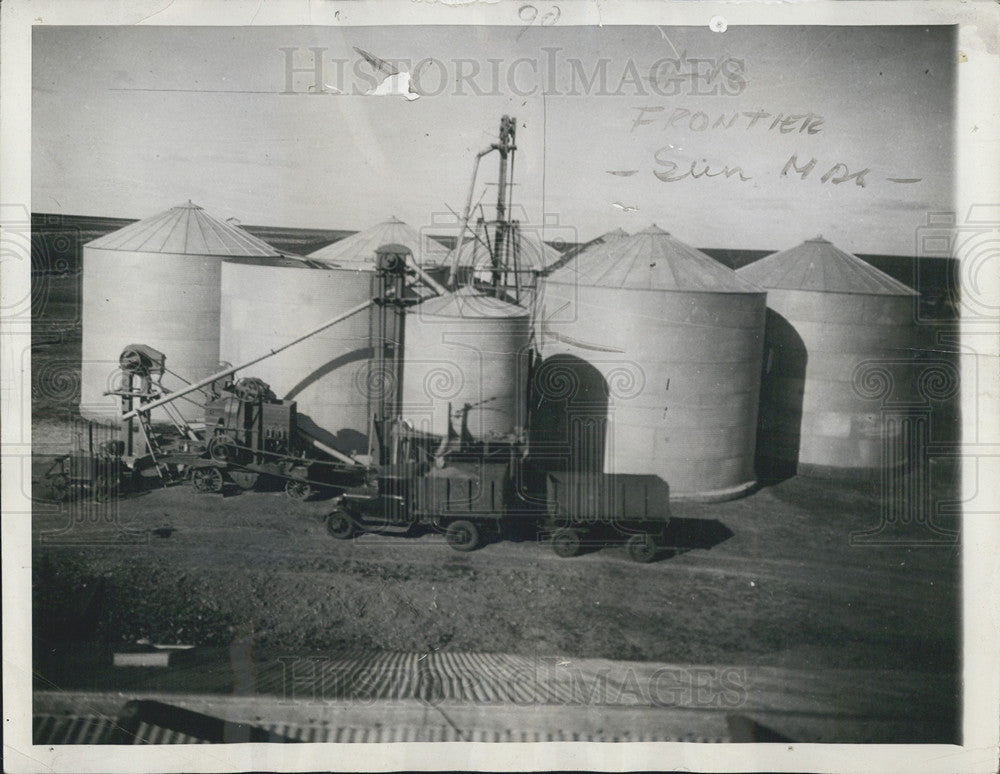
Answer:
(736, 237, 918, 296)
(308, 216, 449, 267)
(86, 201, 280, 257)
(546, 228, 630, 274)
(414, 286, 528, 319)
(449, 227, 563, 273)
(548, 224, 761, 293)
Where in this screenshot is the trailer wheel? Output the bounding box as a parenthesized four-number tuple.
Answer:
(325, 510, 355, 540)
(229, 470, 259, 491)
(551, 528, 582, 558)
(285, 479, 313, 501)
(625, 533, 658, 564)
(445, 520, 480, 552)
(192, 467, 223, 494)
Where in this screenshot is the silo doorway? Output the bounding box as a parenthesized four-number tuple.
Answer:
(529, 354, 609, 476)
(755, 308, 808, 483)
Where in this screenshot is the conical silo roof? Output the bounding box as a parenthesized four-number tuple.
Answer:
(449, 227, 563, 274)
(308, 216, 449, 267)
(85, 201, 280, 257)
(548, 224, 761, 293)
(415, 286, 528, 319)
(546, 228, 630, 274)
(736, 236, 917, 296)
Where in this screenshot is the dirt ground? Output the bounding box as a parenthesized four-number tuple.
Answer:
(32, 466, 959, 671)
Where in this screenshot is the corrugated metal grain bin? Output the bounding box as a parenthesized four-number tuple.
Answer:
(400, 287, 530, 440)
(308, 216, 449, 272)
(736, 237, 919, 475)
(219, 257, 376, 455)
(80, 202, 280, 421)
(536, 225, 766, 501)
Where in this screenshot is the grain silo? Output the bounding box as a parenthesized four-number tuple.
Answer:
(80, 201, 280, 421)
(400, 287, 530, 440)
(736, 237, 918, 475)
(219, 255, 376, 455)
(536, 225, 766, 501)
(308, 216, 449, 272)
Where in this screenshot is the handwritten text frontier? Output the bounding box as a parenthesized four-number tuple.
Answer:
(632, 106, 824, 135)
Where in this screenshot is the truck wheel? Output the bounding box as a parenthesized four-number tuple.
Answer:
(192, 467, 223, 494)
(445, 520, 480, 552)
(285, 479, 313, 501)
(551, 528, 582, 558)
(625, 533, 658, 564)
(325, 510, 355, 540)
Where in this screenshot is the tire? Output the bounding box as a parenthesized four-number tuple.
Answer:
(229, 470, 259, 490)
(285, 479, 313, 501)
(551, 528, 582, 558)
(325, 510, 356, 540)
(445, 520, 480, 552)
(191, 467, 223, 494)
(625, 533, 658, 564)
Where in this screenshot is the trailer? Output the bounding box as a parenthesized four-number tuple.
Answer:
(544, 472, 671, 563)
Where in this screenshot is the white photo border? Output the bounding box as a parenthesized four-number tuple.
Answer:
(2, 1, 998, 772)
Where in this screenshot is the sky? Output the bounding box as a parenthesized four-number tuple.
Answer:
(32, 24, 955, 254)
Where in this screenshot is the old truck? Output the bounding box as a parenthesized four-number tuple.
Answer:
(324, 452, 671, 563)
